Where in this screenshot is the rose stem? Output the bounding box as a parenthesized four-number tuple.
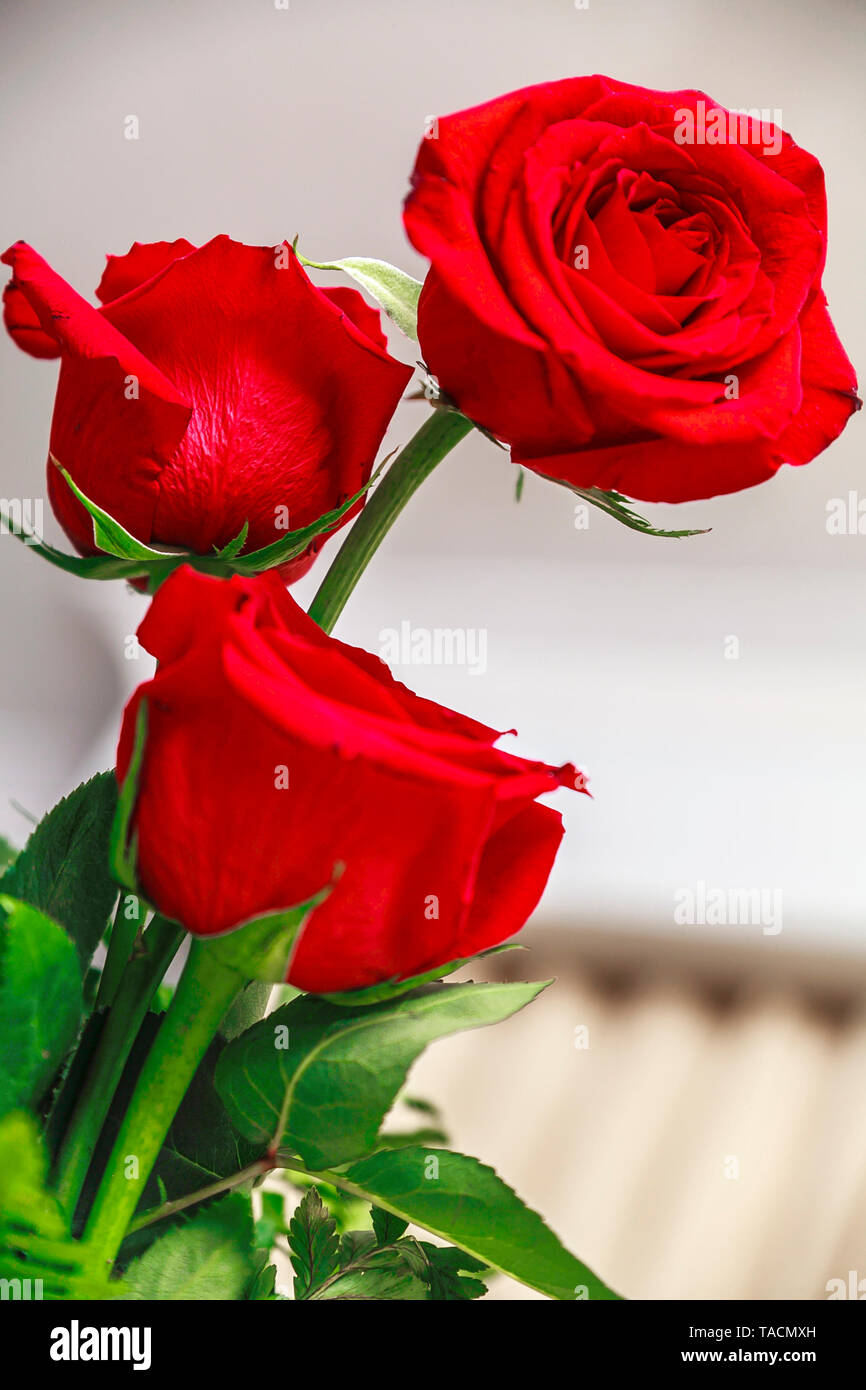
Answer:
(53, 913, 184, 1220)
(308, 408, 474, 634)
(93, 891, 145, 1013)
(82, 937, 245, 1269)
(75, 412, 474, 1255)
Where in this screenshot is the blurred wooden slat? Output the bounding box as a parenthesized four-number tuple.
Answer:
(406, 944, 866, 1301)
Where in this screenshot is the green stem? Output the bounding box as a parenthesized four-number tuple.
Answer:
(308, 409, 474, 634)
(128, 1156, 276, 1235)
(94, 892, 145, 1012)
(53, 914, 183, 1219)
(70, 412, 474, 1260)
(83, 937, 245, 1268)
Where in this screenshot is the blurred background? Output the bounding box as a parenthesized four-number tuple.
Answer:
(1, 0, 864, 1299)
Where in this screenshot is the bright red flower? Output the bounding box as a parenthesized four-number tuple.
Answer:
(117, 566, 581, 993)
(404, 76, 859, 502)
(2, 237, 411, 578)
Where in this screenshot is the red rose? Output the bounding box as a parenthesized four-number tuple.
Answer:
(116, 566, 580, 993)
(404, 76, 859, 502)
(2, 237, 411, 578)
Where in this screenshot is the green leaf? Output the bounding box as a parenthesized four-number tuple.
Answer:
(246, 1253, 280, 1300)
(0, 1111, 64, 1238)
(54, 460, 179, 562)
(286, 1175, 370, 1233)
(339, 1227, 390, 1264)
(573, 486, 710, 539)
(0, 1111, 117, 1298)
(372, 1126, 448, 1153)
(1, 772, 119, 969)
(321, 943, 522, 1008)
(254, 1190, 288, 1249)
(418, 1241, 488, 1301)
(320, 1147, 620, 1301)
(216, 979, 547, 1168)
(314, 1262, 427, 1300)
(402, 1095, 442, 1119)
(0, 837, 18, 873)
(289, 1192, 427, 1299)
(301, 1210, 481, 1300)
(0, 897, 82, 1116)
(287, 1186, 340, 1299)
(297, 251, 422, 341)
(371, 1207, 407, 1245)
(124, 1194, 261, 1300)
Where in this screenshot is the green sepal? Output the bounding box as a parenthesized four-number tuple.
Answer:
(0, 500, 147, 580)
(572, 485, 710, 538)
(296, 249, 422, 341)
(214, 520, 249, 560)
(110, 703, 148, 896)
(43, 456, 388, 583)
(54, 459, 178, 562)
(204, 872, 337, 984)
(320, 942, 522, 1007)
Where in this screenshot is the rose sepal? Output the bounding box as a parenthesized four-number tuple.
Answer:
(203, 872, 341, 985)
(295, 247, 421, 342)
(14, 457, 392, 586)
(319, 942, 523, 1008)
(570, 485, 710, 539)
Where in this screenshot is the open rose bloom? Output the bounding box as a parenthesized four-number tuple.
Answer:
(405, 76, 859, 501)
(2, 236, 411, 577)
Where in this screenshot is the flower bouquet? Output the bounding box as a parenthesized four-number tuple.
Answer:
(0, 76, 857, 1311)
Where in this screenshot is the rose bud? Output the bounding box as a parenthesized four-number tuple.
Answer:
(116, 566, 583, 993)
(404, 77, 859, 503)
(2, 237, 412, 579)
